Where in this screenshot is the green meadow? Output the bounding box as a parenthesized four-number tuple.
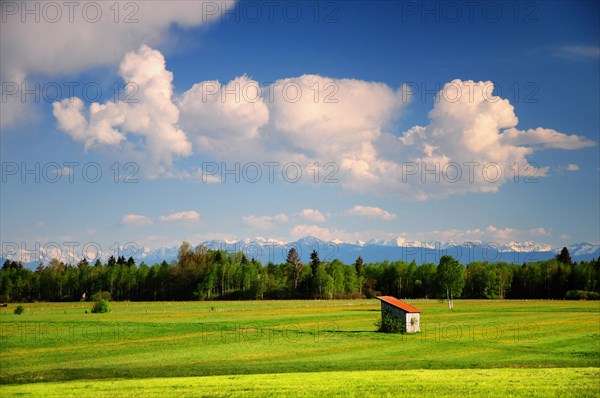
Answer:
(1, 300, 599, 397)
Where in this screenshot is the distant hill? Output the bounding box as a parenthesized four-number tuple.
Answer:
(4, 237, 598, 269)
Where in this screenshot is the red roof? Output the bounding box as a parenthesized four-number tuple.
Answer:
(376, 296, 421, 313)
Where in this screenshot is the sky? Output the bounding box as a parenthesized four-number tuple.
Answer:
(1, 0, 599, 262)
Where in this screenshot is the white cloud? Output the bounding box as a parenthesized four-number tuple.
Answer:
(300, 209, 327, 223)
(289, 224, 361, 243)
(242, 214, 289, 230)
(283, 224, 553, 247)
(200, 173, 222, 184)
(158, 211, 200, 223)
(123, 211, 199, 225)
(345, 205, 397, 220)
(50, 48, 595, 199)
(178, 73, 408, 171)
(53, 166, 75, 176)
(387, 80, 541, 198)
(53, 97, 120, 148)
(566, 164, 580, 171)
(361, 225, 553, 247)
(178, 75, 270, 159)
(273, 214, 289, 222)
(266, 75, 406, 156)
(554, 46, 600, 60)
(122, 214, 153, 226)
(53, 45, 193, 176)
(1, 1, 236, 128)
(500, 128, 596, 150)
(529, 227, 550, 236)
(0, 70, 28, 128)
(2, 1, 234, 76)
(557, 163, 582, 173)
(483, 225, 515, 241)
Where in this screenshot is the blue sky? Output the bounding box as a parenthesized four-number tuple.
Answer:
(1, 0, 599, 262)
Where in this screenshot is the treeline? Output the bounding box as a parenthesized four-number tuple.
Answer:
(1, 243, 599, 303)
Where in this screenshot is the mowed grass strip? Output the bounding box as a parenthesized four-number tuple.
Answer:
(0, 300, 598, 384)
(1, 368, 598, 398)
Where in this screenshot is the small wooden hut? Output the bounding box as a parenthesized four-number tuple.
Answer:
(376, 296, 421, 333)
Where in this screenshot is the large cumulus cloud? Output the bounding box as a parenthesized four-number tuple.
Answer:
(53, 45, 191, 176)
(53, 46, 596, 197)
(1, 0, 235, 127)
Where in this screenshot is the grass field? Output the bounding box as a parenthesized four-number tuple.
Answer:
(1, 300, 599, 397)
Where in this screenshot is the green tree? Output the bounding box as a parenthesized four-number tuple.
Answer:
(495, 262, 513, 299)
(310, 250, 321, 297)
(435, 255, 465, 310)
(136, 262, 150, 300)
(354, 256, 364, 295)
(286, 248, 303, 289)
(91, 299, 110, 313)
(328, 260, 345, 296)
(464, 262, 496, 298)
(375, 309, 405, 334)
(343, 266, 358, 294)
(107, 255, 116, 267)
(556, 247, 572, 265)
(354, 256, 363, 275)
(415, 262, 436, 298)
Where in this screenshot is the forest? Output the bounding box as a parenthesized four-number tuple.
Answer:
(1, 242, 599, 303)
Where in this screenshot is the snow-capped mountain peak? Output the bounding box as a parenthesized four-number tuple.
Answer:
(3, 237, 598, 269)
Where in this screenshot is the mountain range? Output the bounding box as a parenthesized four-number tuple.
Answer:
(4, 237, 598, 269)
